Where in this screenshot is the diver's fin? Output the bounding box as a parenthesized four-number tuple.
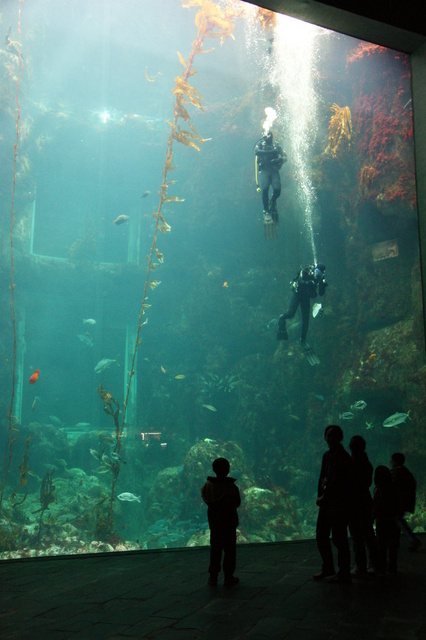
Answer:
(300, 340, 320, 366)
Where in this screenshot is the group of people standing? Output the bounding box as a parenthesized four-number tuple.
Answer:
(314, 425, 420, 583)
(200, 432, 420, 587)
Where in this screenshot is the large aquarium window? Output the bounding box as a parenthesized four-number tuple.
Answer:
(0, 0, 424, 559)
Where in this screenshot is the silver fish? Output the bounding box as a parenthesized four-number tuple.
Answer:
(111, 452, 126, 464)
(75, 422, 91, 428)
(339, 411, 354, 420)
(94, 357, 119, 374)
(383, 411, 410, 428)
(83, 318, 96, 325)
(351, 400, 367, 411)
(117, 492, 141, 503)
(77, 333, 94, 347)
(112, 214, 129, 225)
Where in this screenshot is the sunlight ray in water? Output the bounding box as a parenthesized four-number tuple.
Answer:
(269, 14, 327, 262)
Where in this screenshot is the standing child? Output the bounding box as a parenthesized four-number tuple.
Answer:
(201, 457, 241, 586)
(373, 465, 400, 574)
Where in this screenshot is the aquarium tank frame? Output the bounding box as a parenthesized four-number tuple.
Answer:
(1, 0, 425, 561)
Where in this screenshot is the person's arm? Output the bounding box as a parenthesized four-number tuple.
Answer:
(318, 276, 327, 296)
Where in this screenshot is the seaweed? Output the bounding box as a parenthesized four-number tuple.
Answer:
(35, 468, 56, 544)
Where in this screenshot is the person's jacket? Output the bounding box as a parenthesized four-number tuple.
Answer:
(291, 265, 327, 298)
(317, 444, 353, 514)
(254, 140, 287, 171)
(351, 451, 373, 513)
(391, 465, 417, 514)
(373, 483, 400, 521)
(201, 476, 241, 529)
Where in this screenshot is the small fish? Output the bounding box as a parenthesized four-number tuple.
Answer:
(111, 452, 126, 464)
(175, 374, 185, 379)
(366, 353, 376, 364)
(383, 411, 410, 428)
(29, 369, 40, 385)
(75, 422, 91, 428)
(365, 421, 374, 430)
(339, 411, 354, 420)
(83, 318, 96, 325)
(288, 414, 300, 421)
(94, 357, 119, 374)
(351, 400, 367, 411)
(32, 396, 40, 412)
(102, 453, 113, 467)
(89, 449, 100, 460)
(49, 415, 63, 425)
(97, 433, 115, 445)
(161, 365, 166, 374)
(77, 333, 94, 347)
(266, 318, 278, 330)
(112, 215, 129, 225)
(223, 282, 229, 288)
(203, 404, 217, 412)
(140, 190, 151, 199)
(117, 492, 141, 503)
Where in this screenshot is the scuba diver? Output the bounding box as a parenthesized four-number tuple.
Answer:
(254, 131, 287, 239)
(277, 263, 327, 366)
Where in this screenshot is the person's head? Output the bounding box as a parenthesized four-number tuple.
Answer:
(391, 452, 405, 468)
(324, 425, 343, 449)
(212, 457, 230, 478)
(314, 263, 326, 278)
(374, 464, 392, 487)
(300, 265, 312, 281)
(350, 435, 366, 454)
(262, 131, 273, 146)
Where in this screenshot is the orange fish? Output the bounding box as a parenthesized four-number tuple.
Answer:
(366, 353, 376, 364)
(223, 282, 229, 288)
(29, 369, 40, 384)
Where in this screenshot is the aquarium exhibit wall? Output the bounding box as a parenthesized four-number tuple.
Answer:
(0, 0, 425, 559)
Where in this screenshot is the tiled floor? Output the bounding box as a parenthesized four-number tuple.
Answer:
(1, 536, 425, 639)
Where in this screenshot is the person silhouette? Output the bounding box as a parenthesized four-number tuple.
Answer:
(348, 435, 377, 577)
(390, 452, 421, 552)
(201, 457, 241, 586)
(373, 465, 400, 574)
(314, 425, 353, 584)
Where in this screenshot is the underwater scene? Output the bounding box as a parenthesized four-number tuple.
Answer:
(0, 0, 425, 559)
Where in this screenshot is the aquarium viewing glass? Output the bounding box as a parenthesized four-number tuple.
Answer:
(0, 0, 424, 559)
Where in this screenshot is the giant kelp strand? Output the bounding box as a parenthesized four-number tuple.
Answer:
(0, 0, 25, 517)
(108, 0, 239, 509)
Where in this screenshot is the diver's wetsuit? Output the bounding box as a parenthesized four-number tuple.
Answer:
(254, 138, 286, 214)
(278, 265, 327, 342)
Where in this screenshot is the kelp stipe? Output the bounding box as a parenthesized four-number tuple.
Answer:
(101, 1, 239, 516)
(0, 0, 25, 517)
